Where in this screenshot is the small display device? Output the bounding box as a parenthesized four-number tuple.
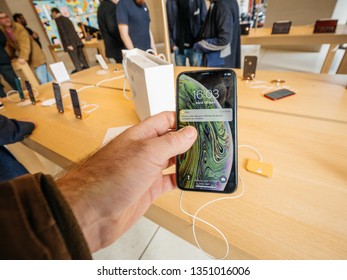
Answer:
(53, 83, 64, 113)
(14, 77, 25, 101)
(25, 81, 36, 104)
(176, 69, 238, 194)
(69, 89, 83, 119)
(271, 21, 292, 34)
(264, 88, 295, 100)
(314, 19, 338, 33)
(96, 54, 109, 70)
(240, 23, 251, 35)
(243, 56, 258, 80)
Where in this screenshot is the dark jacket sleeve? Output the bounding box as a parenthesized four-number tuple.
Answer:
(56, 17, 83, 51)
(208, 3, 232, 47)
(0, 173, 92, 260)
(0, 115, 35, 146)
(97, 5, 117, 40)
(166, 0, 176, 50)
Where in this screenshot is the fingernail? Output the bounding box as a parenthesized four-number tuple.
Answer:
(180, 126, 197, 138)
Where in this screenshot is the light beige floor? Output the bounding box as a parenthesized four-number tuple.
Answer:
(10, 43, 345, 260)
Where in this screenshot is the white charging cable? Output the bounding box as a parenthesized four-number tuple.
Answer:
(179, 144, 264, 259)
(77, 85, 95, 93)
(121, 55, 135, 100)
(6, 88, 39, 102)
(244, 78, 268, 89)
(6, 90, 21, 102)
(82, 103, 99, 114)
(95, 75, 125, 87)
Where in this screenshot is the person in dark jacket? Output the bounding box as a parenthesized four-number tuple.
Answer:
(51, 7, 89, 72)
(194, 0, 241, 68)
(97, 0, 125, 63)
(0, 29, 18, 98)
(0, 114, 35, 183)
(166, 0, 207, 66)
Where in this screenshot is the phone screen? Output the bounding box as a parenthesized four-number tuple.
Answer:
(53, 83, 64, 113)
(25, 81, 36, 104)
(176, 69, 238, 193)
(69, 89, 82, 119)
(264, 88, 295, 100)
(14, 77, 25, 101)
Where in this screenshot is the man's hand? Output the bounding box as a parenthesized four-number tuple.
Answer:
(67, 45, 74, 51)
(57, 112, 197, 252)
(17, 58, 26, 65)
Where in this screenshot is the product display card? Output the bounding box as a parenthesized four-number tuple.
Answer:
(49, 62, 71, 83)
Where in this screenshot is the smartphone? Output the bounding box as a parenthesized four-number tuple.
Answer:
(176, 69, 238, 194)
(14, 77, 25, 101)
(52, 83, 64, 113)
(69, 89, 82, 119)
(243, 56, 257, 80)
(25, 81, 36, 104)
(264, 88, 295, 100)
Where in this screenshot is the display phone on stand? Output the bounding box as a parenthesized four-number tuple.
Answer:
(69, 89, 82, 119)
(243, 56, 258, 80)
(176, 69, 238, 194)
(14, 77, 25, 101)
(24, 81, 36, 104)
(53, 83, 64, 113)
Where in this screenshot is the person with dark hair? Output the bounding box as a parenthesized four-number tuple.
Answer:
(12, 13, 42, 48)
(0, 112, 197, 259)
(97, 0, 125, 63)
(0, 10, 53, 84)
(166, 0, 207, 66)
(0, 114, 35, 183)
(194, 0, 241, 68)
(51, 7, 89, 72)
(0, 29, 18, 98)
(116, 0, 157, 52)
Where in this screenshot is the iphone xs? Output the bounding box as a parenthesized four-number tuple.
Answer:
(176, 69, 238, 193)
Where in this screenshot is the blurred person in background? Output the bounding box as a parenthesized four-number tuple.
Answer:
(0, 10, 53, 84)
(166, 0, 207, 66)
(0, 29, 18, 98)
(97, 0, 125, 63)
(0, 114, 35, 183)
(194, 0, 241, 68)
(116, 0, 157, 52)
(51, 7, 89, 73)
(13, 13, 42, 48)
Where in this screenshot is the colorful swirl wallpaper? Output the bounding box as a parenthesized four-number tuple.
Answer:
(177, 72, 236, 192)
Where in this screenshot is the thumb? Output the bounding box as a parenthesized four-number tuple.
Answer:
(146, 126, 197, 165)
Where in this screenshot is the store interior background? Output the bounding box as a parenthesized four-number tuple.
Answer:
(0, 0, 346, 259)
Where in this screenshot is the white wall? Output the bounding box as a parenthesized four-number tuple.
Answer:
(332, 0, 347, 24)
(264, 0, 337, 27)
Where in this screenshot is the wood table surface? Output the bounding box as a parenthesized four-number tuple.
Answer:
(1, 66, 346, 259)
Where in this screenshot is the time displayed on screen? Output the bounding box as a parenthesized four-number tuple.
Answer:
(193, 89, 220, 100)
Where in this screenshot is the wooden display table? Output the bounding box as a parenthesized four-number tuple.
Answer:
(1, 67, 346, 259)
